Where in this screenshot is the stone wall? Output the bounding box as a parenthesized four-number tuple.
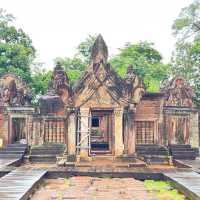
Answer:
(134, 94, 164, 144)
(189, 111, 199, 148)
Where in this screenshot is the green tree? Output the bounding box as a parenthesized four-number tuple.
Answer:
(76, 34, 97, 64)
(54, 57, 85, 85)
(54, 35, 97, 85)
(171, 0, 200, 106)
(110, 42, 170, 92)
(31, 64, 52, 97)
(172, 0, 200, 40)
(0, 9, 36, 83)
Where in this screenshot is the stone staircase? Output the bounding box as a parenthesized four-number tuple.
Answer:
(29, 143, 65, 163)
(169, 144, 197, 160)
(0, 143, 27, 159)
(136, 144, 170, 164)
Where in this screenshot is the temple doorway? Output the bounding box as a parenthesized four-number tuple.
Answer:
(11, 118, 26, 143)
(90, 110, 113, 155)
(167, 116, 190, 145)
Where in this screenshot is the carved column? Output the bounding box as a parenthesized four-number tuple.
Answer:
(67, 108, 76, 156)
(79, 107, 90, 160)
(127, 110, 136, 155)
(114, 107, 124, 156)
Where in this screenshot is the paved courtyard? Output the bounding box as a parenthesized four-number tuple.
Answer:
(31, 177, 154, 200)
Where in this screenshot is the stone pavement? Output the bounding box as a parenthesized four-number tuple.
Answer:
(31, 177, 154, 200)
(174, 159, 200, 173)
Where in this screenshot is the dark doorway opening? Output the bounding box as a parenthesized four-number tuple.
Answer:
(12, 118, 26, 143)
(90, 110, 113, 155)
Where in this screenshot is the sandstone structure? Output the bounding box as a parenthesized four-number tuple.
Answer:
(0, 35, 199, 161)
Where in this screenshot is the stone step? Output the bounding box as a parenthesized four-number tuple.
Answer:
(91, 155, 115, 161)
(171, 150, 196, 154)
(137, 149, 169, 152)
(136, 148, 168, 152)
(32, 145, 65, 149)
(31, 149, 64, 155)
(0, 153, 23, 158)
(0, 150, 25, 154)
(137, 151, 169, 156)
(172, 151, 196, 156)
(170, 148, 195, 152)
(143, 155, 169, 164)
(90, 150, 111, 155)
(31, 147, 65, 151)
(32, 144, 65, 148)
(136, 145, 167, 149)
(7, 143, 27, 148)
(173, 155, 196, 160)
(29, 155, 57, 163)
(169, 144, 191, 148)
(5, 147, 27, 151)
(169, 144, 197, 160)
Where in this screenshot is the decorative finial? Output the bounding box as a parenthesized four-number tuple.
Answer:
(91, 34, 108, 64)
(55, 61, 63, 70)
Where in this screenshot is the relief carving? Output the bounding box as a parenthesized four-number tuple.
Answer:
(0, 73, 32, 106)
(161, 77, 194, 107)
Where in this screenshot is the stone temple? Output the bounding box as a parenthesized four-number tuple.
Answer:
(0, 35, 199, 163)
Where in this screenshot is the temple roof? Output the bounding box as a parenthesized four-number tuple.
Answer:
(39, 62, 73, 114)
(74, 35, 145, 108)
(91, 34, 108, 65)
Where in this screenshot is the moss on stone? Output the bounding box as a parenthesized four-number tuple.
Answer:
(144, 180, 187, 200)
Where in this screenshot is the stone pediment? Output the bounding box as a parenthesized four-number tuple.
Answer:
(0, 73, 32, 106)
(160, 76, 194, 107)
(74, 65, 124, 108)
(74, 35, 145, 108)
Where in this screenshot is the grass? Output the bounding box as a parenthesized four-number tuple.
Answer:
(144, 180, 187, 200)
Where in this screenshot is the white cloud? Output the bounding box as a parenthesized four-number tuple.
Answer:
(0, 0, 193, 69)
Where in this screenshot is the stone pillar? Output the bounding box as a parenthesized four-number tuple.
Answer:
(67, 110, 76, 156)
(189, 112, 199, 148)
(114, 107, 124, 156)
(79, 107, 90, 160)
(123, 111, 129, 154)
(0, 114, 9, 147)
(127, 111, 136, 155)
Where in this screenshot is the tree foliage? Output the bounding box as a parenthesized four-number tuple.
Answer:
(56, 36, 169, 92)
(110, 42, 170, 92)
(171, 0, 200, 106)
(76, 34, 97, 64)
(172, 0, 200, 40)
(0, 9, 36, 83)
(54, 57, 85, 85)
(31, 65, 52, 96)
(54, 34, 97, 85)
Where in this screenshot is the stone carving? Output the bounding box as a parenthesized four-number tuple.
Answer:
(74, 35, 145, 108)
(161, 77, 194, 107)
(52, 62, 70, 92)
(39, 62, 72, 114)
(91, 34, 108, 65)
(0, 73, 32, 106)
(124, 65, 145, 105)
(52, 62, 72, 105)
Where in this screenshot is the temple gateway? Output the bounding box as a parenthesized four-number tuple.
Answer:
(0, 35, 199, 163)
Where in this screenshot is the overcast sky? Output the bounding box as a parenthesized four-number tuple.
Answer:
(1, 0, 193, 69)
